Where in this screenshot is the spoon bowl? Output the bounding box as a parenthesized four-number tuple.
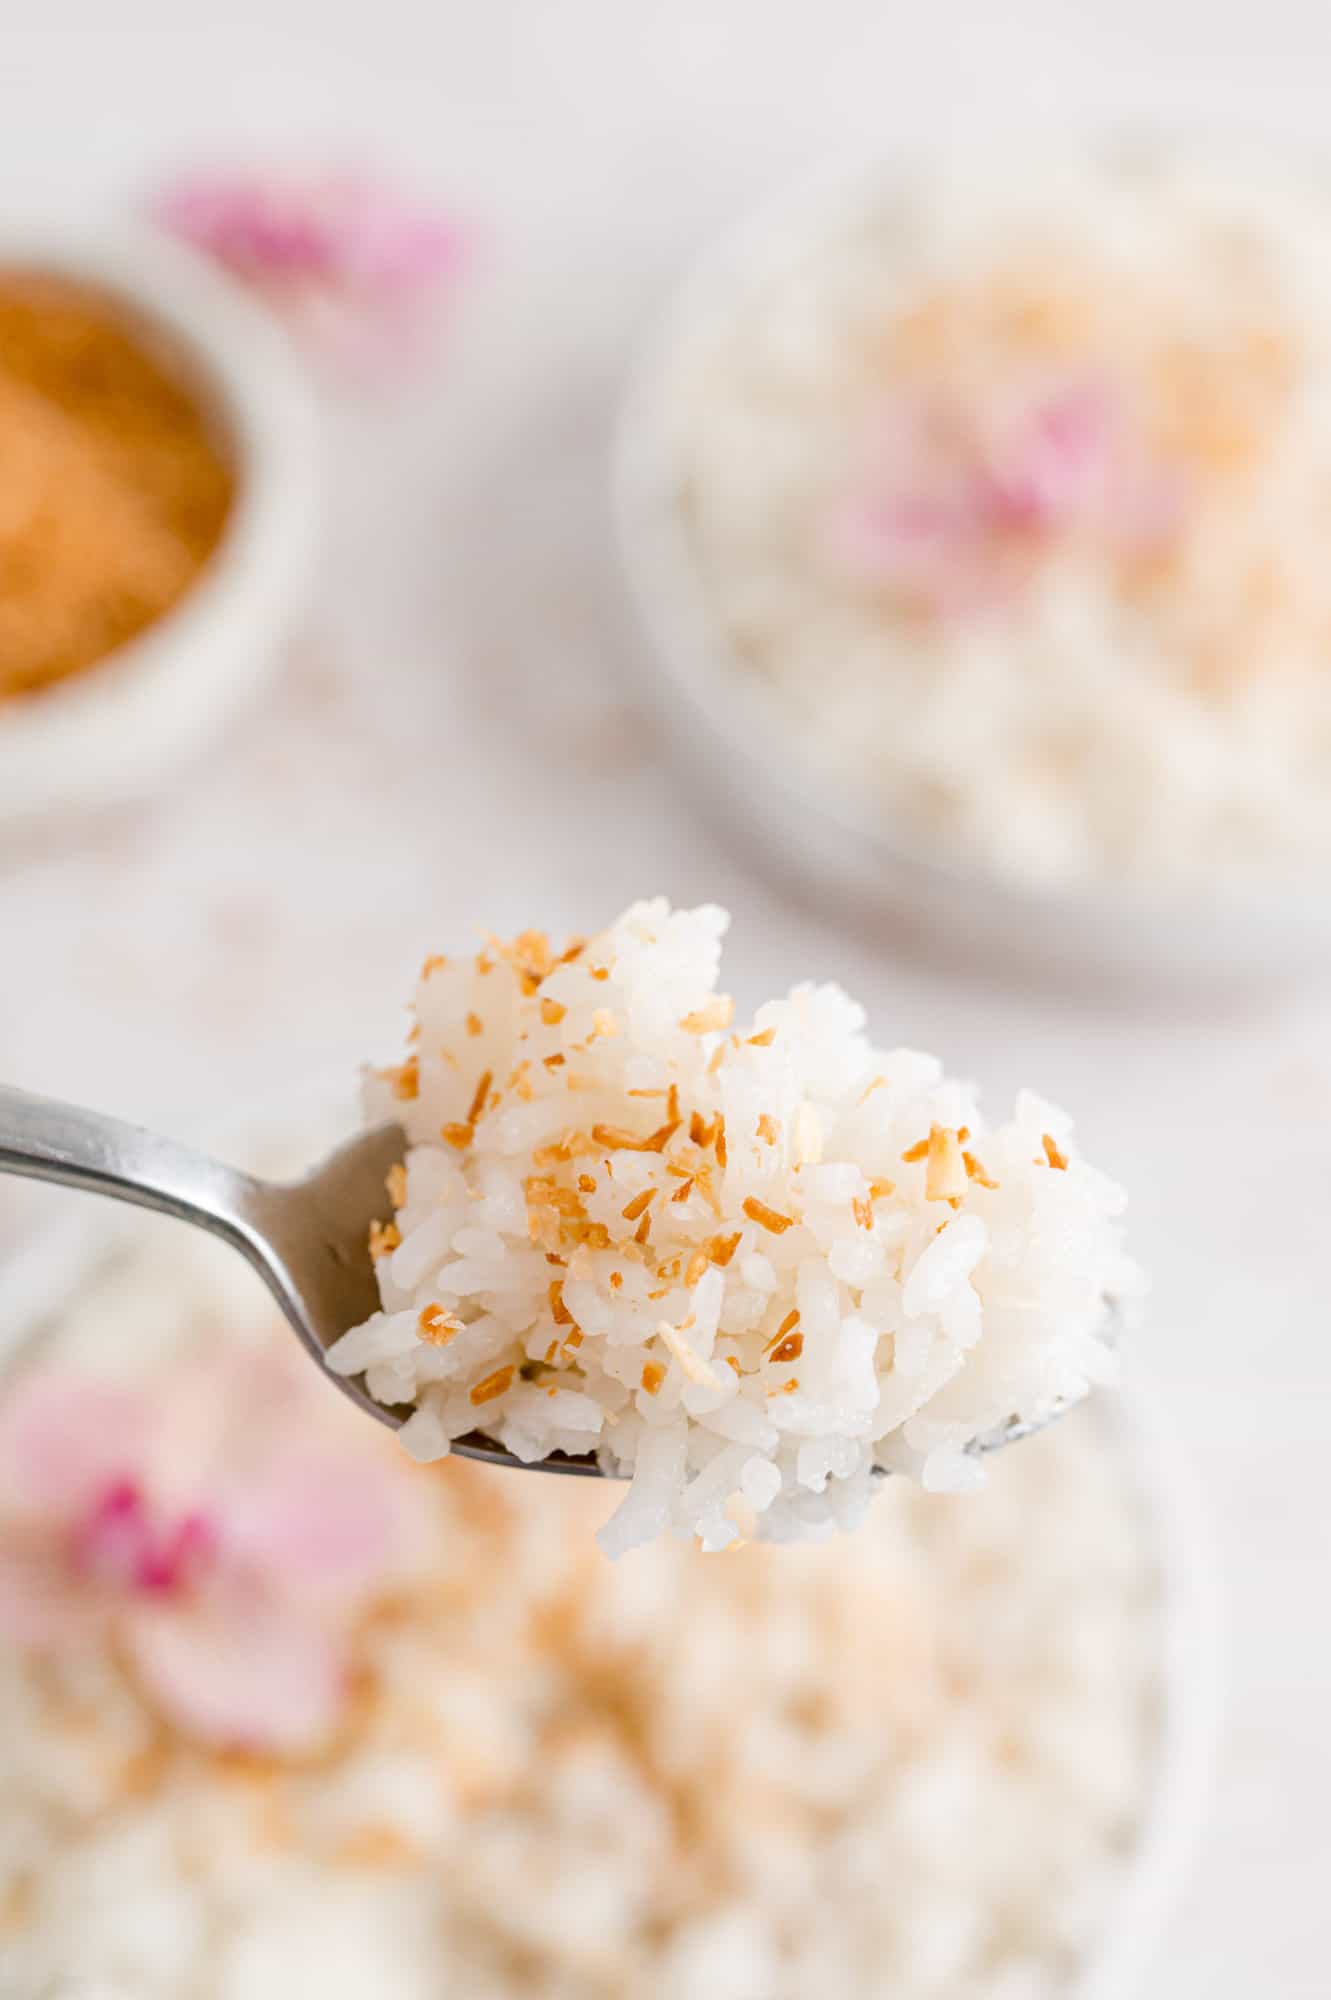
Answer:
(0, 1083, 1099, 1480)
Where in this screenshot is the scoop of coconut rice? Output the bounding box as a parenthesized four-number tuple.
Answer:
(329, 901, 1137, 1554)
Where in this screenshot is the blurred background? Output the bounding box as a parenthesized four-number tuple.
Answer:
(3, 2, 1330, 1993)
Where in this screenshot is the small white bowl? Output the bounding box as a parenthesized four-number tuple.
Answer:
(0, 223, 318, 830)
(0, 1077, 1218, 1999)
(612, 160, 1331, 992)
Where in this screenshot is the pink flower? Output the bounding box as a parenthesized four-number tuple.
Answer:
(152, 165, 471, 375)
(0, 1343, 431, 1753)
(828, 372, 1184, 615)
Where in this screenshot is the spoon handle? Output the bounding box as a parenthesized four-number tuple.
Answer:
(0, 1084, 267, 1257)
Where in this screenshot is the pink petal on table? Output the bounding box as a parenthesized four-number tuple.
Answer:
(0, 1373, 155, 1516)
(126, 1595, 349, 1754)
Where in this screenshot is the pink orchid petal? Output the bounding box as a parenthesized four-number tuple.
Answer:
(220, 1445, 426, 1607)
(0, 1372, 155, 1517)
(0, 1541, 100, 1647)
(126, 1595, 348, 1754)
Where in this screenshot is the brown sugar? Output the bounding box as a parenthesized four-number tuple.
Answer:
(0, 272, 235, 700)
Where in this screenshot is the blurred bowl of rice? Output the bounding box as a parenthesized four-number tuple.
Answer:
(0, 222, 317, 832)
(614, 143, 1331, 988)
(0, 1079, 1216, 1997)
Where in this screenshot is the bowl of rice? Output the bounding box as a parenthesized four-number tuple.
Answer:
(614, 144, 1331, 985)
(0, 1079, 1215, 1998)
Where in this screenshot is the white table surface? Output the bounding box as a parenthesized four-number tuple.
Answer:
(3, 4, 1330, 1991)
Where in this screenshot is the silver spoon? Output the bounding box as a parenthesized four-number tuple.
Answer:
(0, 1085, 1094, 1480)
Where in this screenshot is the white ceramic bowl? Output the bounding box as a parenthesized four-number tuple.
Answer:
(612, 159, 1331, 993)
(0, 1078, 1218, 1999)
(0, 223, 318, 830)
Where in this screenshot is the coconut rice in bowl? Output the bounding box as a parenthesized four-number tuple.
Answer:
(0, 1084, 1214, 2000)
(615, 145, 1331, 985)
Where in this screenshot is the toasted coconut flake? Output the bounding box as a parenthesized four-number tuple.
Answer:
(964, 1149, 1000, 1189)
(475, 953, 494, 976)
(684, 1251, 708, 1286)
(465, 1011, 483, 1038)
(852, 1196, 874, 1231)
(748, 1027, 777, 1047)
(549, 1280, 574, 1326)
(767, 1309, 800, 1351)
(704, 1230, 742, 1267)
(714, 1117, 728, 1168)
(640, 1361, 666, 1396)
(657, 1319, 722, 1389)
(621, 1188, 657, 1223)
(925, 1125, 968, 1201)
(591, 1008, 620, 1039)
(389, 1059, 420, 1102)
(442, 1121, 474, 1151)
(420, 953, 448, 978)
(577, 1173, 597, 1195)
(609, 1270, 624, 1290)
(540, 998, 567, 1026)
(868, 1177, 897, 1201)
(590, 965, 609, 982)
(756, 1113, 780, 1145)
(689, 1110, 707, 1144)
(859, 1075, 886, 1104)
(724, 1354, 742, 1376)
(385, 1163, 408, 1208)
(417, 1304, 461, 1347)
(957, 1126, 971, 1143)
(469, 1365, 516, 1407)
(466, 1070, 493, 1126)
(770, 1331, 804, 1366)
(543, 1053, 566, 1070)
(901, 1136, 930, 1163)
(670, 1176, 695, 1204)
(1042, 1133, 1070, 1171)
(743, 1196, 795, 1235)
(633, 1211, 653, 1246)
(368, 1220, 401, 1259)
(680, 995, 734, 1034)
(794, 1103, 824, 1166)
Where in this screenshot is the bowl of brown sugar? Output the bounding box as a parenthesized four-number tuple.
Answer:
(0, 226, 317, 830)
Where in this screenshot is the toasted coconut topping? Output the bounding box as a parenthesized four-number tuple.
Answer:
(385, 1163, 408, 1208)
(368, 1220, 401, 1259)
(680, 995, 734, 1034)
(703, 1230, 742, 1267)
(609, 1270, 623, 1290)
(549, 1281, 574, 1327)
(640, 1361, 666, 1395)
(964, 1150, 1000, 1189)
(714, 1118, 728, 1168)
(621, 1188, 656, 1223)
(756, 1114, 780, 1145)
(442, 1121, 474, 1150)
(469, 1365, 516, 1407)
(868, 1177, 897, 1201)
(577, 1174, 597, 1195)
(466, 1012, 483, 1038)
(901, 1136, 930, 1163)
(1042, 1133, 1070, 1171)
(466, 1070, 493, 1127)
(389, 1059, 420, 1102)
(925, 1126, 968, 1202)
(540, 998, 567, 1026)
(591, 1009, 620, 1039)
(743, 1196, 795, 1235)
(852, 1196, 874, 1231)
(657, 1320, 722, 1389)
(420, 953, 448, 978)
(748, 1027, 777, 1047)
(417, 1304, 461, 1346)
(770, 1332, 804, 1365)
